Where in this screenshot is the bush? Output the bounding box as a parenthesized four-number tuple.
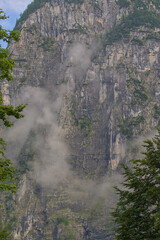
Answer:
(116, 0, 130, 8)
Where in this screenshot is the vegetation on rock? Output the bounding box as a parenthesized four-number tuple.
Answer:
(126, 78, 148, 105)
(104, 0, 160, 46)
(153, 104, 160, 119)
(15, 0, 85, 30)
(64, 0, 84, 4)
(116, 0, 130, 8)
(119, 115, 145, 139)
(0, 225, 11, 240)
(15, 0, 51, 30)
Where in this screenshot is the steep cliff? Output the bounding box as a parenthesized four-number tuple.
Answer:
(1, 0, 160, 239)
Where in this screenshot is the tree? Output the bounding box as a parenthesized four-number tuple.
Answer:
(112, 129, 160, 240)
(0, 9, 25, 195)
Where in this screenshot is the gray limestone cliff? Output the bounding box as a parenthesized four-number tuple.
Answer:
(1, 0, 160, 239)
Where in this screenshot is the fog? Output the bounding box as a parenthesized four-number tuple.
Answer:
(2, 43, 121, 207)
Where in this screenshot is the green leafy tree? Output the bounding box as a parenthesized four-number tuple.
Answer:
(0, 9, 25, 195)
(112, 130, 160, 239)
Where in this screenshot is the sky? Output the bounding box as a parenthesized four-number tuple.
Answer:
(1, 0, 33, 47)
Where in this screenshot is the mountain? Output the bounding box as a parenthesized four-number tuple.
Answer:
(1, 0, 160, 239)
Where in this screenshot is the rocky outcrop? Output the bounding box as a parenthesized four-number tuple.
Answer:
(1, 0, 160, 239)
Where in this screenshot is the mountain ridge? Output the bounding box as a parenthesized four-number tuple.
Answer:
(1, 0, 160, 239)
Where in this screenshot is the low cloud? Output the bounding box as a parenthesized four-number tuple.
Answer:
(2, 40, 121, 206)
(68, 42, 97, 79)
(69, 43, 92, 73)
(4, 86, 70, 187)
(3, 85, 121, 207)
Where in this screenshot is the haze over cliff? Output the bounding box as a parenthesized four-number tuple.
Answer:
(1, 0, 160, 239)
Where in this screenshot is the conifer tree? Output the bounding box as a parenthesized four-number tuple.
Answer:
(112, 130, 160, 239)
(0, 9, 25, 195)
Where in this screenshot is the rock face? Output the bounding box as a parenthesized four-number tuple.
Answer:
(1, 0, 160, 239)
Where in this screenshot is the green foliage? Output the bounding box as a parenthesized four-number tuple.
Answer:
(62, 228, 76, 240)
(153, 104, 160, 119)
(0, 226, 11, 240)
(14, 58, 27, 62)
(90, 1, 101, 10)
(0, 93, 25, 127)
(131, 37, 144, 46)
(15, 0, 51, 30)
(62, 236, 76, 240)
(25, 24, 38, 34)
(0, 10, 20, 80)
(38, 37, 55, 51)
(126, 78, 148, 105)
(112, 129, 160, 239)
(0, 139, 17, 196)
(0, 10, 26, 126)
(152, 0, 160, 9)
(136, 0, 160, 10)
(119, 115, 145, 139)
(15, 0, 84, 29)
(103, 7, 160, 45)
(116, 0, 130, 8)
(19, 76, 27, 83)
(0, 10, 20, 82)
(69, 24, 87, 34)
(0, 11, 20, 47)
(132, 0, 147, 9)
(133, 89, 148, 104)
(53, 215, 76, 240)
(64, 0, 84, 4)
(74, 116, 93, 136)
(146, 33, 160, 41)
(55, 216, 69, 226)
(145, 70, 151, 77)
(0, 10, 26, 199)
(0, 49, 14, 82)
(114, 0, 160, 46)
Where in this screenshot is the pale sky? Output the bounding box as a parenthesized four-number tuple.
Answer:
(1, 0, 33, 47)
